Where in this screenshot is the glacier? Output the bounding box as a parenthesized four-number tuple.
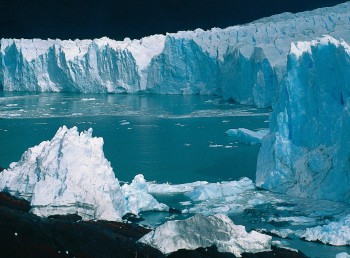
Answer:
(256, 36, 350, 203)
(1, 2, 350, 107)
(0, 126, 167, 220)
(139, 213, 272, 256)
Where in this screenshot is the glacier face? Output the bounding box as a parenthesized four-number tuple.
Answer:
(256, 36, 350, 203)
(0, 126, 167, 220)
(1, 2, 350, 107)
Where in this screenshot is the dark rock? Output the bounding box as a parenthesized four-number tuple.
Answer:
(0, 192, 31, 212)
(48, 214, 82, 222)
(168, 245, 236, 257)
(122, 213, 145, 222)
(255, 229, 292, 240)
(242, 245, 309, 258)
(0, 192, 164, 258)
(0, 167, 4, 172)
(169, 245, 309, 258)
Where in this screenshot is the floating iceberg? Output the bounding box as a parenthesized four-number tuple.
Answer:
(139, 213, 272, 256)
(227, 128, 268, 145)
(186, 177, 255, 201)
(147, 181, 209, 194)
(302, 215, 350, 246)
(256, 36, 350, 203)
(1, 3, 350, 107)
(121, 174, 168, 214)
(0, 126, 166, 220)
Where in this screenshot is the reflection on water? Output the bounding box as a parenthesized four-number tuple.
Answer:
(0, 92, 270, 119)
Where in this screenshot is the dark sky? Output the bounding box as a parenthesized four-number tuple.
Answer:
(0, 0, 348, 40)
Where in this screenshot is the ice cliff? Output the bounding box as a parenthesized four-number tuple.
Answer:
(0, 126, 167, 220)
(1, 2, 350, 107)
(256, 36, 350, 203)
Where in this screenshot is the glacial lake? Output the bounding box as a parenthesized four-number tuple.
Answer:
(1, 92, 350, 257)
(0, 92, 270, 184)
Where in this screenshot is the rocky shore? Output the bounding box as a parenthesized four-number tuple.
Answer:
(0, 190, 308, 258)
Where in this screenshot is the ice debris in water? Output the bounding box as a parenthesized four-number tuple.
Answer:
(121, 174, 168, 214)
(337, 252, 350, 258)
(0, 126, 166, 221)
(302, 215, 350, 246)
(186, 177, 255, 201)
(227, 128, 268, 145)
(139, 213, 272, 256)
(147, 181, 209, 194)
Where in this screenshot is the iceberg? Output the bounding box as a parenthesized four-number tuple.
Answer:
(227, 128, 268, 145)
(256, 36, 350, 203)
(138, 213, 272, 256)
(186, 177, 255, 201)
(0, 126, 166, 220)
(121, 174, 168, 214)
(1, 3, 350, 107)
(147, 181, 209, 194)
(302, 215, 350, 246)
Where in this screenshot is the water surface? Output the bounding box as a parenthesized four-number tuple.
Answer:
(0, 92, 269, 183)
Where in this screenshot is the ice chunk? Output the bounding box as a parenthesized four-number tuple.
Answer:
(337, 252, 350, 258)
(256, 36, 350, 203)
(147, 181, 208, 194)
(121, 174, 168, 214)
(227, 128, 268, 145)
(0, 126, 126, 221)
(186, 177, 255, 201)
(302, 215, 350, 246)
(268, 216, 316, 226)
(139, 213, 272, 256)
(0, 126, 166, 220)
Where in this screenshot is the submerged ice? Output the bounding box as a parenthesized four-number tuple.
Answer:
(1, 3, 350, 107)
(0, 126, 167, 220)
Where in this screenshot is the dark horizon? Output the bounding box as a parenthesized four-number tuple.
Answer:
(0, 0, 348, 40)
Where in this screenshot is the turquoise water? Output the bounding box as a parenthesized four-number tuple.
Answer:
(0, 92, 269, 183)
(1, 92, 349, 258)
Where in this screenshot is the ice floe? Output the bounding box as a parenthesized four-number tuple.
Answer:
(227, 128, 268, 145)
(139, 213, 272, 256)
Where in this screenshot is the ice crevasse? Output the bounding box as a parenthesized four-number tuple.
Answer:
(1, 2, 350, 107)
(256, 36, 350, 203)
(0, 126, 168, 221)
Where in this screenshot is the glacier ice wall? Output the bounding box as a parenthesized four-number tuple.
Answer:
(256, 36, 350, 203)
(0, 126, 167, 220)
(1, 2, 350, 107)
